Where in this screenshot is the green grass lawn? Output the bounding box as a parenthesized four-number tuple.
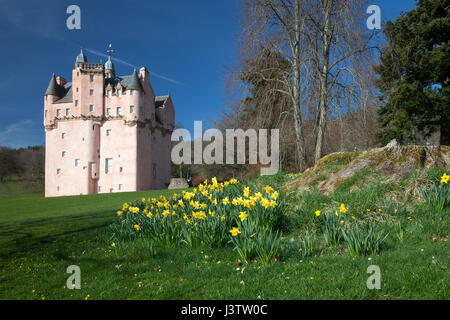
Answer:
(0, 171, 448, 300)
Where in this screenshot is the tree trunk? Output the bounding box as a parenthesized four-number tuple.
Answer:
(314, 0, 332, 163)
(292, 0, 306, 170)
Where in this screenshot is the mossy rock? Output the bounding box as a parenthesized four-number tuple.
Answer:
(286, 139, 450, 195)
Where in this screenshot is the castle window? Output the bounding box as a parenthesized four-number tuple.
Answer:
(75, 100, 78, 107)
(57, 109, 61, 117)
(90, 74, 94, 82)
(120, 166, 123, 172)
(76, 88, 79, 92)
(105, 158, 113, 174)
(90, 89, 94, 96)
(62, 132, 66, 139)
(57, 169, 62, 175)
(110, 188, 114, 193)
(45, 110, 48, 118)
(106, 129, 112, 136)
(152, 113, 155, 120)
(106, 108, 111, 116)
(139, 106, 144, 116)
(62, 151, 67, 157)
(130, 90, 133, 96)
(116, 107, 121, 115)
(75, 159, 80, 167)
(89, 104, 94, 112)
(66, 108, 70, 116)
(57, 186, 60, 191)
(98, 186, 101, 192)
(117, 89, 122, 97)
(130, 105, 135, 113)
(118, 184, 123, 191)
(107, 90, 111, 98)
(152, 163, 156, 178)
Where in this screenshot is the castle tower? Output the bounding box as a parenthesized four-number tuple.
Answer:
(43, 48, 175, 197)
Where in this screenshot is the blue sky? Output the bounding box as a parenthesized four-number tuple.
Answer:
(0, 0, 416, 148)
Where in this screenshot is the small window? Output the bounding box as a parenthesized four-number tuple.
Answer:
(75, 159, 80, 167)
(98, 186, 101, 192)
(130, 105, 135, 113)
(90, 74, 94, 82)
(57, 169, 62, 174)
(107, 90, 112, 98)
(152, 163, 156, 178)
(116, 107, 121, 115)
(152, 114, 155, 120)
(62, 132, 66, 139)
(119, 166, 123, 173)
(77, 72, 79, 76)
(76, 87, 79, 92)
(89, 104, 94, 112)
(118, 184, 123, 191)
(57, 186, 60, 191)
(45, 110, 48, 118)
(105, 158, 113, 174)
(130, 90, 133, 96)
(62, 151, 67, 157)
(66, 108, 70, 116)
(110, 188, 114, 193)
(57, 109, 61, 117)
(117, 89, 121, 97)
(90, 89, 94, 96)
(106, 129, 112, 136)
(106, 108, 111, 116)
(75, 100, 78, 107)
(139, 106, 144, 116)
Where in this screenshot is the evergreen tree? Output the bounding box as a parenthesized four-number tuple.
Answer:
(376, 0, 449, 145)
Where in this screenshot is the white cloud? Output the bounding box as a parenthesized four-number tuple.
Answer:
(0, 120, 38, 148)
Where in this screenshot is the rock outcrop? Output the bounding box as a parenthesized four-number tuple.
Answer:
(286, 140, 450, 195)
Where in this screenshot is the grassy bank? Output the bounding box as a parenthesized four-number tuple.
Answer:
(0, 169, 448, 299)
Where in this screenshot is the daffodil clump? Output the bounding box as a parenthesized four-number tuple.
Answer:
(420, 172, 450, 215)
(313, 203, 388, 256)
(109, 178, 285, 256)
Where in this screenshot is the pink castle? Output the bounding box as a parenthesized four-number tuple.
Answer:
(43, 49, 175, 197)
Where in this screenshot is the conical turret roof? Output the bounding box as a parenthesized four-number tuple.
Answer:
(44, 73, 63, 96)
(76, 48, 88, 63)
(126, 69, 143, 91)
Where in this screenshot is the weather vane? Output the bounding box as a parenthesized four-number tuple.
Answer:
(107, 43, 114, 56)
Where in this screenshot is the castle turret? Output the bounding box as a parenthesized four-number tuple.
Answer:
(76, 48, 88, 63)
(105, 55, 115, 79)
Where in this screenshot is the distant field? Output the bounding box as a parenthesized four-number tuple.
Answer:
(0, 179, 44, 200)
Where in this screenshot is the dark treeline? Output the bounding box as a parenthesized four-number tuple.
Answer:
(0, 146, 45, 182)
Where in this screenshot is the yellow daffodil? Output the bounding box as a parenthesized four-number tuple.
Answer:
(239, 211, 248, 221)
(134, 225, 141, 231)
(441, 173, 449, 184)
(315, 210, 321, 217)
(339, 203, 347, 213)
(230, 227, 241, 236)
